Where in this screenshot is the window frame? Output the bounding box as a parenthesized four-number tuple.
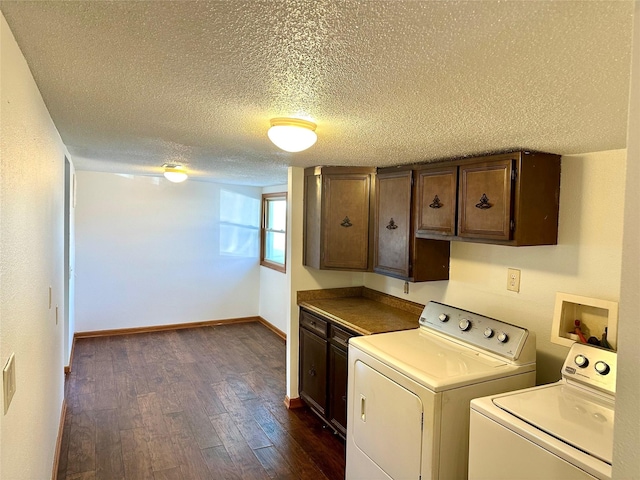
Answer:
(260, 192, 287, 273)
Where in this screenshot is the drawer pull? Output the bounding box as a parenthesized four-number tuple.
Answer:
(340, 216, 353, 228)
(429, 195, 443, 209)
(475, 193, 492, 209)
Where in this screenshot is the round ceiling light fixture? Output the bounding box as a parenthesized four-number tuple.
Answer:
(163, 164, 188, 183)
(268, 117, 317, 153)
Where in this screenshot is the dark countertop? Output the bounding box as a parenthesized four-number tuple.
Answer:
(297, 287, 424, 336)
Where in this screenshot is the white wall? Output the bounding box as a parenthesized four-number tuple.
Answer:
(613, 2, 640, 477)
(364, 150, 626, 384)
(74, 172, 262, 331)
(258, 184, 289, 334)
(0, 13, 67, 479)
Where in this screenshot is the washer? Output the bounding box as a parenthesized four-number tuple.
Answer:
(469, 342, 616, 480)
(346, 301, 536, 480)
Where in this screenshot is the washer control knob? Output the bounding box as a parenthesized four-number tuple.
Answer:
(497, 332, 509, 343)
(438, 313, 449, 322)
(459, 318, 472, 331)
(595, 361, 610, 375)
(575, 355, 589, 368)
(483, 328, 494, 338)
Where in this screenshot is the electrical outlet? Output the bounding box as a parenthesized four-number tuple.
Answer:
(507, 268, 521, 292)
(3, 353, 16, 414)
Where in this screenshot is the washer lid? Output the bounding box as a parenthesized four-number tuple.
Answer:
(493, 383, 615, 464)
(349, 328, 527, 391)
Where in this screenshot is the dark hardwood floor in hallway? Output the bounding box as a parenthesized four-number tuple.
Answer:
(57, 322, 346, 480)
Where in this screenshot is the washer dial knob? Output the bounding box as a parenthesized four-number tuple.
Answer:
(595, 361, 610, 375)
(438, 313, 449, 322)
(575, 355, 589, 368)
(497, 332, 509, 343)
(483, 328, 494, 338)
(459, 318, 472, 331)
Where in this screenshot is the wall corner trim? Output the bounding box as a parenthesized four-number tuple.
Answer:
(51, 399, 67, 480)
(284, 396, 304, 409)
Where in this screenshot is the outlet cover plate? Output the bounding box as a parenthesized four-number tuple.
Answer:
(507, 268, 521, 292)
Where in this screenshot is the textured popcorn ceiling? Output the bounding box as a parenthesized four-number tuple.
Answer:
(0, 1, 634, 186)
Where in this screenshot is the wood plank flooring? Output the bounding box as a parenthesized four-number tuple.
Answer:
(57, 322, 346, 480)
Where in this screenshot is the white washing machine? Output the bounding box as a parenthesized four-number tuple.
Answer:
(346, 301, 537, 480)
(469, 342, 616, 480)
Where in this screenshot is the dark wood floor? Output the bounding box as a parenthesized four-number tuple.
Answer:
(57, 322, 346, 480)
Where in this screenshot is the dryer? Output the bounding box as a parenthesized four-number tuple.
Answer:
(469, 342, 616, 480)
(346, 301, 536, 480)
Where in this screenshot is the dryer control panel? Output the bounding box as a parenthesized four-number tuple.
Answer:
(419, 301, 535, 364)
(563, 342, 617, 395)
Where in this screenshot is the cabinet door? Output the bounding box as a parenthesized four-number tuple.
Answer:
(374, 170, 412, 278)
(299, 328, 327, 415)
(329, 344, 348, 436)
(323, 173, 371, 270)
(415, 166, 458, 236)
(458, 159, 514, 240)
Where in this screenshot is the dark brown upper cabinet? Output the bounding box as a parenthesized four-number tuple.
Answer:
(374, 168, 450, 282)
(304, 166, 376, 271)
(458, 158, 514, 240)
(415, 165, 458, 237)
(415, 151, 561, 246)
(458, 152, 561, 245)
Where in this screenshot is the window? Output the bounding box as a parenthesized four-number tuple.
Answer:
(261, 193, 287, 272)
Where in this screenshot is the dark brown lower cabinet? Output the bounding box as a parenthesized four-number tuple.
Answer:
(299, 327, 327, 415)
(329, 344, 348, 436)
(299, 308, 357, 438)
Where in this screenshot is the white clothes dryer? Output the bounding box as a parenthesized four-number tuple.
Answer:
(346, 301, 537, 480)
(469, 342, 616, 480)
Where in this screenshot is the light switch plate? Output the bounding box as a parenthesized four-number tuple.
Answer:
(3, 353, 16, 414)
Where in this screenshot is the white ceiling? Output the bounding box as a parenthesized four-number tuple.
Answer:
(1, 1, 635, 186)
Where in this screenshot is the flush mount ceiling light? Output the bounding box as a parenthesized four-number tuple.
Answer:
(163, 164, 188, 183)
(268, 117, 317, 153)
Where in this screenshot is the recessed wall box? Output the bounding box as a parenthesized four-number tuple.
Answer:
(551, 292, 618, 350)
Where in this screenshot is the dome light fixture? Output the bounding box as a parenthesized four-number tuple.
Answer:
(163, 164, 188, 183)
(268, 117, 317, 152)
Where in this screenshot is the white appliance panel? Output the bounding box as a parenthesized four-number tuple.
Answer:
(349, 329, 531, 392)
(494, 384, 615, 464)
(469, 409, 598, 480)
(352, 359, 423, 480)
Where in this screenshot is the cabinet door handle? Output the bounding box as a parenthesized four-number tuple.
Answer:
(475, 193, 492, 209)
(429, 195, 443, 209)
(385, 218, 398, 230)
(340, 216, 353, 227)
(308, 367, 316, 377)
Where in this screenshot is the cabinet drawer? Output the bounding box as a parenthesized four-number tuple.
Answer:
(300, 310, 328, 338)
(330, 324, 356, 350)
